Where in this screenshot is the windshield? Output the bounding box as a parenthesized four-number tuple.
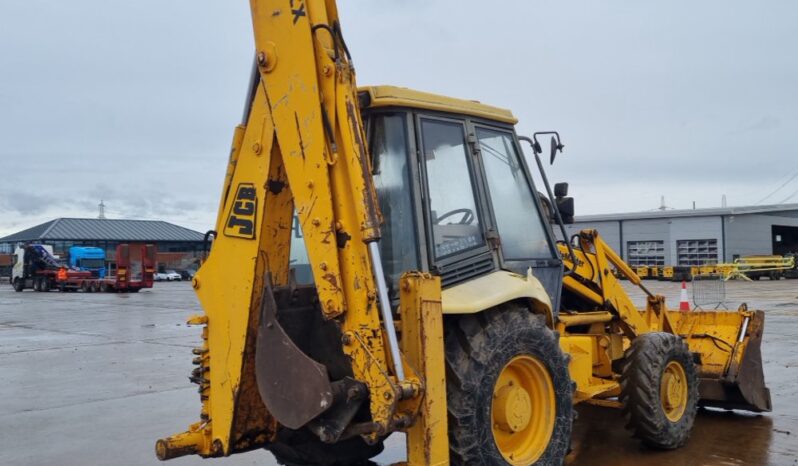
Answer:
(370, 113, 419, 292)
(477, 127, 553, 260)
(78, 258, 105, 269)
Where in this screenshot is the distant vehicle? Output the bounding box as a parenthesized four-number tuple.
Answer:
(785, 252, 798, 279)
(164, 270, 182, 281)
(153, 272, 168, 282)
(12, 243, 155, 292)
(68, 246, 107, 278)
(177, 269, 196, 281)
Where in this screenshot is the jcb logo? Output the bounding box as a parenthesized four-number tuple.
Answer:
(224, 183, 258, 239)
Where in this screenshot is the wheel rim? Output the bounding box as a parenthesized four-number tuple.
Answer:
(491, 355, 555, 465)
(660, 360, 688, 422)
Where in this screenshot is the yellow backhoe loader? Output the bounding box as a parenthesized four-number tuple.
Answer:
(157, 2, 771, 464)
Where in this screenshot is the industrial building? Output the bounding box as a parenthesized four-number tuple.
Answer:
(565, 203, 798, 267)
(0, 218, 206, 273)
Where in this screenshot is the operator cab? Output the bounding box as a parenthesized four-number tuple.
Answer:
(358, 86, 565, 308)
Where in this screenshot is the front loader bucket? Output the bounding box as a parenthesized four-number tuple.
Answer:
(672, 307, 772, 413)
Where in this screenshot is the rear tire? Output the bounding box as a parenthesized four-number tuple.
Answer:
(267, 428, 383, 466)
(445, 305, 573, 465)
(620, 332, 698, 449)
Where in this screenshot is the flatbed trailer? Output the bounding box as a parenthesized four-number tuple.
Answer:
(13, 243, 156, 293)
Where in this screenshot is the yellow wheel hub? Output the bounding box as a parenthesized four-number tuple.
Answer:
(491, 355, 555, 465)
(660, 361, 688, 422)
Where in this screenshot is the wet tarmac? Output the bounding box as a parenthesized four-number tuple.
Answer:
(0, 279, 795, 465)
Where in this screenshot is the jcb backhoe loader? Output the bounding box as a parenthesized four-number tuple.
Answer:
(157, 2, 771, 465)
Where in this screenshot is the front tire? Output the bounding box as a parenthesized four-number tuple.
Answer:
(620, 332, 698, 449)
(13, 278, 24, 292)
(445, 305, 573, 465)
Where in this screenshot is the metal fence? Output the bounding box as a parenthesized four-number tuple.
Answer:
(691, 274, 727, 310)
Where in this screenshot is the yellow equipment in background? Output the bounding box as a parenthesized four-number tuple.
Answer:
(157, 2, 772, 464)
(648, 265, 660, 279)
(725, 255, 795, 281)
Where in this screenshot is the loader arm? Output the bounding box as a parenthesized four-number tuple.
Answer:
(557, 229, 771, 413)
(156, 0, 440, 460)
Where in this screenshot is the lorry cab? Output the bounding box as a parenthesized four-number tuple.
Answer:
(68, 246, 107, 278)
(12, 244, 60, 291)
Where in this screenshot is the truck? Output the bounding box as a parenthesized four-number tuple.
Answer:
(68, 246, 107, 278)
(11, 244, 92, 292)
(12, 243, 156, 293)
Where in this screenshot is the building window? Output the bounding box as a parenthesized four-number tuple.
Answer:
(627, 241, 665, 267)
(677, 239, 718, 266)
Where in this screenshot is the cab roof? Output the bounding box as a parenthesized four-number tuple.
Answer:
(359, 85, 518, 125)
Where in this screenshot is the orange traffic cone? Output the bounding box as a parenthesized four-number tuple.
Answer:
(679, 281, 690, 312)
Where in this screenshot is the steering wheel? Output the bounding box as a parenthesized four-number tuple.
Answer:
(435, 208, 475, 225)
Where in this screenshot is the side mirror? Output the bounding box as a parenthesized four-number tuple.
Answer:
(549, 136, 558, 164)
(554, 182, 569, 198)
(556, 197, 575, 224)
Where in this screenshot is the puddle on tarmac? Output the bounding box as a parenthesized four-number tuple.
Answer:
(375, 406, 793, 465)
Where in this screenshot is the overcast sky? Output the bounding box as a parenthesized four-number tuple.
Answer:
(2, 1, 797, 237)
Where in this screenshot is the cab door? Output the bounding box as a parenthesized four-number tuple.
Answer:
(471, 124, 563, 311)
(417, 116, 497, 286)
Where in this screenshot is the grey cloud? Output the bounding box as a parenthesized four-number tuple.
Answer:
(1, 0, 797, 238)
(738, 116, 781, 133)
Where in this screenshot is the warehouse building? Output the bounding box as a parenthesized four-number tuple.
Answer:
(0, 218, 206, 272)
(565, 203, 798, 267)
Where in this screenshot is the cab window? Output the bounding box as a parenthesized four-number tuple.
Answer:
(477, 127, 553, 259)
(420, 119, 485, 260)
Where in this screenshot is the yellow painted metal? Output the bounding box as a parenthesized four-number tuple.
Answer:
(559, 335, 593, 398)
(155, 428, 209, 461)
(557, 229, 768, 414)
(159, 0, 406, 457)
(661, 361, 688, 422)
(360, 85, 518, 124)
(491, 356, 556, 465)
(560, 230, 675, 337)
(399, 273, 450, 466)
(441, 270, 553, 324)
(249, 0, 404, 438)
(669, 308, 750, 380)
(158, 83, 279, 458)
(557, 311, 613, 328)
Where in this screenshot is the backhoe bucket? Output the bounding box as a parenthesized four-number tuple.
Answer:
(672, 307, 771, 412)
